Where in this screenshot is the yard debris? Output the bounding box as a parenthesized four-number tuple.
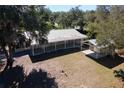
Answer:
(61, 70, 68, 77)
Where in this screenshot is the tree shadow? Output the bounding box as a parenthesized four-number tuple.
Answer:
(21, 69, 58, 88)
(30, 48, 80, 63)
(86, 54, 124, 69)
(114, 69, 124, 86)
(0, 66, 58, 88)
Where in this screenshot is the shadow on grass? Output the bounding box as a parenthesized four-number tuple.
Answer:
(0, 66, 58, 88)
(30, 48, 80, 63)
(86, 54, 124, 69)
(114, 69, 124, 86)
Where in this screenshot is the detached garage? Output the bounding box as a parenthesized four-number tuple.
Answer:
(32, 29, 88, 56)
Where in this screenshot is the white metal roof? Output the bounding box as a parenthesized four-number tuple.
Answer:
(89, 39, 108, 49)
(48, 29, 87, 43)
(89, 39, 97, 46)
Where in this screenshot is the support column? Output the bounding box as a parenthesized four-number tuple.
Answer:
(64, 40, 66, 49)
(44, 44, 46, 53)
(96, 53, 98, 59)
(80, 39, 82, 50)
(32, 45, 34, 56)
(73, 40, 75, 48)
(55, 42, 57, 51)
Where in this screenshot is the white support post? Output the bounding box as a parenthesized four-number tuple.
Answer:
(32, 45, 34, 56)
(96, 53, 98, 59)
(44, 44, 46, 53)
(73, 40, 75, 48)
(64, 40, 66, 49)
(55, 42, 57, 51)
(80, 39, 82, 50)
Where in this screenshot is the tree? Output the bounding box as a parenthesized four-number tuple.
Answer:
(96, 5, 124, 55)
(68, 6, 84, 29)
(84, 22, 97, 39)
(51, 6, 85, 29)
(84, 10, 96, 23)
(0, 6, 24, 70)
(0, 5, 52, 71)
(96, 5, 110, 22)
(83, 10, 97, 38)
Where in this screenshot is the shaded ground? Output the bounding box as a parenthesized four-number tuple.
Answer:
(0, 55, 58, 88)
(87, 55, 124, 69)
(30, 48, 80, 62)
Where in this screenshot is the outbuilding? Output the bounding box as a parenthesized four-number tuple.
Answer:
(88, 39, 109, 59)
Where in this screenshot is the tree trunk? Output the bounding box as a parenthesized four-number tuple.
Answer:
(1, 44, 14, 73)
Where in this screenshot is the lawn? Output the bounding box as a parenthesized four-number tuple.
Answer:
(32, 51, 124, 88)
(0, 50, 124, 88)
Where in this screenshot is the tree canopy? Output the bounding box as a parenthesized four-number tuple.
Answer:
(0, 5, 52, 70)
(96, 5, 124, 54)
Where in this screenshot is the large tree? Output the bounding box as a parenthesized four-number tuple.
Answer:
(96, 5, 124, 55)
(0, 5, 52, 71)
(0, 6, 24, 70)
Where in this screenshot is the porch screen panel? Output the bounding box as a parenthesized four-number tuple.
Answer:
(45, 43, 55, 52)
(56, 41, 65, 50)
(66, 40, 74, 48)
(75, 39, 81, 47)
(33, 45, 44, 55)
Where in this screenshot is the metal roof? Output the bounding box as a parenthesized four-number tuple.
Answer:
(88, 39, 97, 46)
(48, 29, 88, 43)
(89, 39, 108, 49)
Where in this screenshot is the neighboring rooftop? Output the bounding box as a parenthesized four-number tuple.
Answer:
(48, 29, 87, 43)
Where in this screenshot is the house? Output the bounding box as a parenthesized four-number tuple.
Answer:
(32, 29, 88, 56)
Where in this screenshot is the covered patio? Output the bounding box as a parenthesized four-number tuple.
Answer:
(32, 29, 88, 56)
